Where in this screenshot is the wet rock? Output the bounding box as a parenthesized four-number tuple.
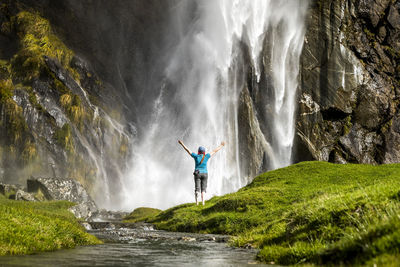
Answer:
(296, 0, 400, 165)
(81, 222, 93, 231)
(0, 184, 4, 195)
(388, 5, 400, 30)
(0, 183, 24, 199)
(90, 209, 129, 222)
(105, 223, 116, 230)
(15, 189, 36, 201)
(243, 243, 255, 249)
(238, 86, 272, 176)
(333, 151, 347, 164)
(27, 177, 98, 219)
(378, 26, 387, 42)
(87, 224, 230, 244)
(356, 0, 391, 28)
(384, 115, 400, 163)
(87, 221, 154, 231)
(299, 93, 320, 116)
(179, 237, 196, 242)
(339, 124, 382, 164)
(354, 83, 393, 130)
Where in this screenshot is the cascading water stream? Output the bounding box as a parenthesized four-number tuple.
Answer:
(121, 0, 308, 210)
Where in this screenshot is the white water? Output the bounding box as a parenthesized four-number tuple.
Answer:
(121, 0, 308, 210)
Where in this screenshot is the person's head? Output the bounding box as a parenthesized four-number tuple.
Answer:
(198, 146, 205, 155)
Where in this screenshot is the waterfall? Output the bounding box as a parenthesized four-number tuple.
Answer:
(121, 0, 308, 210)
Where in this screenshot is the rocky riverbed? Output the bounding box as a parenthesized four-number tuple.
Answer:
(83, 221, 231, 244)
(0, 221, 268, 267)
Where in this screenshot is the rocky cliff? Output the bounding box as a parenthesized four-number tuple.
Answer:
(0, 1, 132, 207)
(296, 0, 400, 164)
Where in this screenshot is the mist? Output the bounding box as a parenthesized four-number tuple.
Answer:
(121, 0, 309, 210)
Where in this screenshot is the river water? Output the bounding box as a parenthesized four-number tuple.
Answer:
(0, 226, 270, 267)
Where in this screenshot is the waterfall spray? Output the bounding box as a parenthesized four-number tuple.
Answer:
(122, 0, 308, 210)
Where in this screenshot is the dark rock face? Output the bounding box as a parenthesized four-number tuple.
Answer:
(27, 177, 98, 219)
(296, 0, 400, 164)
(238, 86, 269, 179)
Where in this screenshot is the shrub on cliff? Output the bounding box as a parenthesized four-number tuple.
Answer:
(10, 11, 79, 83)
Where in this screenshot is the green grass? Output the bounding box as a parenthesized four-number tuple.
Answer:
(123, 207, 161, 223)
(143, 161, 400, 265)
(0, 195, 101, 255)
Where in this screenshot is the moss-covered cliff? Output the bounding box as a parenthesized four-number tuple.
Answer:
(0, 1, 131, 207)
(296, 0, 400, 165)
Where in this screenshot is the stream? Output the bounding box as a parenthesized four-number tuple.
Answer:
(0, 222, 270, 266)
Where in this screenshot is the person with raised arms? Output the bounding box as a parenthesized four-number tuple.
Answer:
(178, 140, 225, 205)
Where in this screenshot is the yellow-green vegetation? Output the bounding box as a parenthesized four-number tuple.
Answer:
(124, 207, 161, 223)
(343, 115, 352, 135)
(21, 140, 37, 163)
(0, 78, 13, 103)
(59, 93, 88, 128)
(0, 8, 113, 189)
(144, 162, 400, 265)
(0, 10, 83, 177)
(10, 11, 79, 82)
(54, 123, 74, 154)
(68, 154, 97, 195)
(0, 59, 9, 77)
(363, 28, 375, 41)
(0, 195, 101, 255)
(3, 98, 28, 145)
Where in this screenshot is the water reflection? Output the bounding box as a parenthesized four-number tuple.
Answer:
(0, 239, 270, 267)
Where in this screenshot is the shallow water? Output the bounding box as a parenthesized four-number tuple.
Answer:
(0, 229, 269, 267)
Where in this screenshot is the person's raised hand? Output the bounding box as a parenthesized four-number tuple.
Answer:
(221, 141, 226, 146)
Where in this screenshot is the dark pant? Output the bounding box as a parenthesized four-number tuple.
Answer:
(194, 172, 208, 193)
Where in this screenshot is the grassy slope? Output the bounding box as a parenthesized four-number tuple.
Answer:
(146, 162, 400, 265)
(0, 195, 101, 255)
(124, 207, 162, 223)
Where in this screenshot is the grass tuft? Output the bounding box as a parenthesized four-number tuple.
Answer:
(123, 207, 161, 223)
(0, 195, 101, 255)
